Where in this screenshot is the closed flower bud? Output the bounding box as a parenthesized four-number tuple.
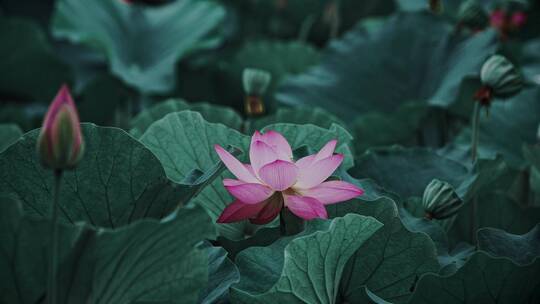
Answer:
(243, 68, 272, 116)
(422, 179, 463, 220)
(475, 55, 523, 106)
(243, 68, 271, 96)
(457, 0, 488, 31)
(37, 85, 84, 170)
(481, 55, 523, 97)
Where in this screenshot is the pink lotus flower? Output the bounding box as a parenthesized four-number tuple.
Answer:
(37, 85, 84, 170)
(214, 130, 364, 224)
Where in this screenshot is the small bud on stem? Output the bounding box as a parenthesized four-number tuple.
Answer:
(37, 85, 84, 304)
(471, 55, 523, 161)
(242, 68, 272, 117)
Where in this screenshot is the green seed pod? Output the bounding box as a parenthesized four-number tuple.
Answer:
(242, 68, 272, 96)
(457, 0, 488, 30)
(480, 55, 523, 98)
(422, 179, 463, 220)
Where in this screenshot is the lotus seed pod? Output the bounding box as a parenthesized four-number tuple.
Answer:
(458, 0, 488, 30)
(242, 68, 272, 96)
(243, 68, 271, 116)
(37, 85, 85, 170)
(480, 54, 523, 98)
(422, 179, 463, 220)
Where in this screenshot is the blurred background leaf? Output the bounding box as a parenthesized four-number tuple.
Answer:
(51, 0, 227, 93)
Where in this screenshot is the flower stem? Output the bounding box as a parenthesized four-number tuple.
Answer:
(470, 102, 482, 242)
(298, 14, 316, 42)
(48, 169, 62, 304)
(328, 0, 341, 40)
(471, 195, 478, 243)
(471, 102, 481, 163)
(280, 208, 304, 236)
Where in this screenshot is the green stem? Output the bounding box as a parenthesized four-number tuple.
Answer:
(279, 208, 305, 236)
(471, 195, 478, 243)
(329, 0, 341, 40)
(48, 170, 62, 304)
(470, 102, 482, 242)
(471, 102, 481, 163)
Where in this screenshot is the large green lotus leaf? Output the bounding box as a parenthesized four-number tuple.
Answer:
(230, 0, 394, 44)
(248, 106, 346, 132)
(335, 167, 394, 202)
(522, 38, 540, 86)
(398, 206, 449, 254)
(451, 88, 540, 168)
(409, 252, 540, 303)
(0, 197, 215, 303)
(140, 111, 356, 239)
(478, 224, 540, 266)
(437, 243, 476, 276)
(523, 145, 540, 170)
(352, 287, 393, 304)
(448, 190, 540, 246)
(0, 123, 222, 228)
(351, 102, 429, 153)
(130, 99, 243, 138)
(447, 156, 540, 245)
(218, 227, 281, 261)
(0, 17, 73, 102)
(397, 198, 476, 275)
(199, 244, 240, 304)
(52, 0, 226, 93)
(396, 0, 470, 17)
(230, 214, 383, 304)
(0, 196, 83, 303)
(140, 111, 250, 239)
(276, 12, 498, 120)
(454, 156, 509, 202)
(523, 145, 540, 197)
(329, 198, 440, 303)
(63, 206, 214, 303)
(351, 146, 468, 199)
(0, 124, 22, 152)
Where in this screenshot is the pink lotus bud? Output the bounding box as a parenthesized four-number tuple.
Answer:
(490, 9, 506, 28)
(37, 85, 84, 170)
(510, 11, 527, 28)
